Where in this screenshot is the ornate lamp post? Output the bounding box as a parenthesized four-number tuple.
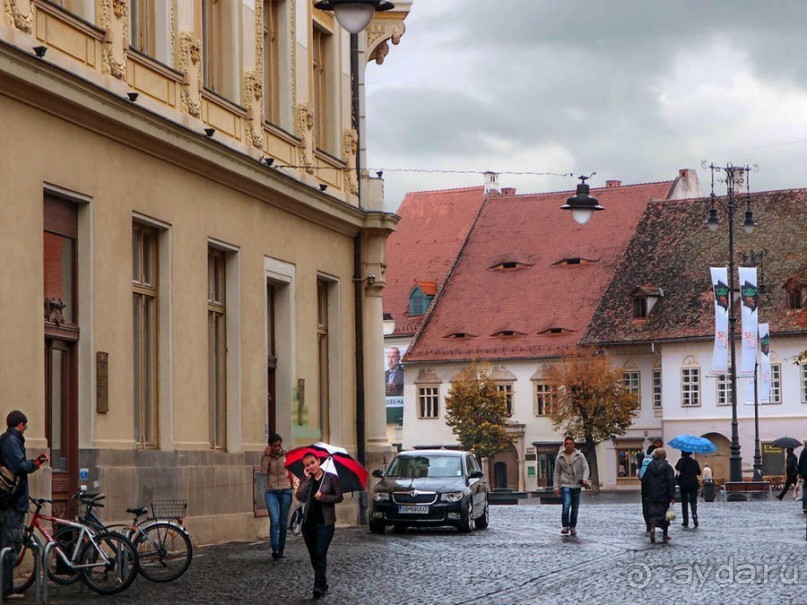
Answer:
(704, 162, 757, 498)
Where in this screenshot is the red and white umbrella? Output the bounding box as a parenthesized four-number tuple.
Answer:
(285, 442, 368, 493)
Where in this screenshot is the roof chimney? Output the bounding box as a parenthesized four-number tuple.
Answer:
(667, 168, 703, 200)
(606, 180, 621, 188)
(484, 171, 500, 194)
(501, 187, 517, 195)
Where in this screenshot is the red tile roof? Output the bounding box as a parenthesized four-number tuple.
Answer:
(404, 181, 674, 362)
(383, 187, 486, 336)
(583, 189, 807, 345)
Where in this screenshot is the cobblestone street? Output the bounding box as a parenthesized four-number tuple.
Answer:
(24, 493, 807, 604)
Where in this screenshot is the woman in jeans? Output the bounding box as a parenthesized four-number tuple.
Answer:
(261, 433, 295, 559)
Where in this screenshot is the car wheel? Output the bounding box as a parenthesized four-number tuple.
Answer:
(369, 520, 386, 534)
(474, 498, 490, 529)
(457, 503, 473, 533)
(392, 524, 407, 534)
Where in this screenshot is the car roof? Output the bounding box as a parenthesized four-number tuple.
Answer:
(395, 449, 468, 458)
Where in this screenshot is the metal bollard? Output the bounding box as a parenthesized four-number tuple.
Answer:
(33, 540, 45, 604)
(0, 546, 11, 602)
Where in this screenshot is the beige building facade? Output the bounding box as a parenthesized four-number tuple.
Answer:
(0, 0, 409, 544)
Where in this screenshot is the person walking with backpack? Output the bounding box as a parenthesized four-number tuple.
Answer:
(0, 410, 48, 598)
(776, 448, 798, 500)
(552, 437, 590, 537)
(674, 451, 701, 527)
(260, 433, 296, 560)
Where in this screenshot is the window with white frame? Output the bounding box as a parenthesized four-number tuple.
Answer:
(801, 364, 807, 404)
(716, 374, 732, 406)
(208, 247, 227, 450)
(418, 386, 439, 419)
(496, 384, 513, 416)
(767, 363, 781, 404)
(623, 370, 640, 411)
(681, 366, 700, 407)
(133, 222, 159, 448)
(652, 368, 662, 410)
(534, 382, 555, 416)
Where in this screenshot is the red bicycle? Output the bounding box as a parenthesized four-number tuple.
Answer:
(13, 497, 139, 595)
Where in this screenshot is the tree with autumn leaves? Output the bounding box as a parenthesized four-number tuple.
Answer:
(547, 348, 639, 493)
(444, 362, 511, 460)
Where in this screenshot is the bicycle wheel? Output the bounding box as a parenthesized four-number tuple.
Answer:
(47, 526, 82, 585)
(135, 522, 193, 582)
(12, 530, 41, 594)
(78, 531, 138, 595)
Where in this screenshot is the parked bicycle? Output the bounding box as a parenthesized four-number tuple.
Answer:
(13, 496, 138, 595)
(75, 492, 193, 582)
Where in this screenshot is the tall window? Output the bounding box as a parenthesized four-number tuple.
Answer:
(418, 386, 439, 419)
(496, 384, 513, 417)
(534, 382, 554, 416)
(263, 0, 285, 125)
(203, 0, 239, 100)
(311, 25, 333, 152)
(44, 199, 77, 326)
(623, 370, 640, 410)
(681, 366, 700, 407)
(652, 368, 662, 410)
(208, 248, 227, 449)
(767, 363, 781, 404)
(801, 365, 807, 404)
(716, 374, 732, 406)
(317, 279, 330, 440)
(133, 224, 159, 447)
(131, 0, 157, 56)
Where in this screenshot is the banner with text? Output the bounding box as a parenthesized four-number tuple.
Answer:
(739, 266, 759, 375)
(759, 323, 771, 403)
(710, 267, 729, 374)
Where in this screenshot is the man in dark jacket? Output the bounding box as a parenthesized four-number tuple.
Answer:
(798, 446, 807, 514)
(776, 448, 799, 500)
(641, 448, 676, 543)
(0, 410, 48, 597)
(674, 451, 701, 527)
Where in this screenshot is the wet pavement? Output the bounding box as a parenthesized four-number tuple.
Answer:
(16, 492, 807, 604)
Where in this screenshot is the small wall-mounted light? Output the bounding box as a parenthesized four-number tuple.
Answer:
(375, 170, 383, 178)
(366, 274, 376, 286)
(204, 128, 215, 137)
(263, 157, 275, 167)
(127, 92, 139, 102)
(33, 46, 47, 58)
(319, 184, 328, 192)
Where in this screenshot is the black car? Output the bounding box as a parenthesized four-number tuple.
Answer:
(369, 449, 489, 533)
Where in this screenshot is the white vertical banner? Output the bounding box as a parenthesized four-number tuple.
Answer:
(739, 267, 759, 375)
(710, 267, 729, 373)
(759, 323, 771, 403)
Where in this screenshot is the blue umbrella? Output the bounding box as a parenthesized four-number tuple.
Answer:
(667, 435, 718, 454)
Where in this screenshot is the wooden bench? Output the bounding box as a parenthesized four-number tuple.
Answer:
(723, 480, 772, 499)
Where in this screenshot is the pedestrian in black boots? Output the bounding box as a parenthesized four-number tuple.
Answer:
(776, 448, 798, 500)
(674, 451, 701, 528)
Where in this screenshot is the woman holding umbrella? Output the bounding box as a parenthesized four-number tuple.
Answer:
(296, 452, 343, 599)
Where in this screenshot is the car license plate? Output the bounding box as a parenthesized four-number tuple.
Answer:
(398, 505, 429, 514)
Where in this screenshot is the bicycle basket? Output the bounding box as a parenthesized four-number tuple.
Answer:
(150, 499, 188, 521)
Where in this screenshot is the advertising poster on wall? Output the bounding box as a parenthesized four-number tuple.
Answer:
(384, 345, 406, 426)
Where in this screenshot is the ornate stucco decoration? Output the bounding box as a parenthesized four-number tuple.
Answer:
(100, 0, 128, 79)
(367, 22, 405, 65)
(342, 128, 359, 195)
(178, 32, 202, 117)
(5, 0, 35, 34)
(295, 103, 315, 174)
(244, 71, 264, 148)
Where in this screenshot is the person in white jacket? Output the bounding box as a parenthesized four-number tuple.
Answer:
(553, 436, 590, 536)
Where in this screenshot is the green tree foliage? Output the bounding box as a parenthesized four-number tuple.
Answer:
(547, 349, 639, 492)
(444, 362, 511, 459)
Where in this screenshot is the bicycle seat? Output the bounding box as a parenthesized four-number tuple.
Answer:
(79, 492, 105, 501)
(32, 497, 53, 505)
(126, 506, 149, 516)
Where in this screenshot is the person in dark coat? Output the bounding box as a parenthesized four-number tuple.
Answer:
(674, 451, 701, 527)
(798, 446, 807, 514)
(776, 448, 799, 500)
(641, 447, 676, 543)
(640, 438, 662, 532)
(296, 453, 343, 599)
(0, 410, 48, 597)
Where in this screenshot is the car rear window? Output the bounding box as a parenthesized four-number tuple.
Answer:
(386, 455, 462, 478)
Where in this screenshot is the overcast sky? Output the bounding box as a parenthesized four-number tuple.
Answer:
(365, 1, 807, 212)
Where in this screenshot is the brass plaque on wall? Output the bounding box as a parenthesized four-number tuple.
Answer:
(96, 352, 109, 413)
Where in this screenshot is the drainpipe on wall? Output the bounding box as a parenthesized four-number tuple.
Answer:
(354, 234, 368, 525)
